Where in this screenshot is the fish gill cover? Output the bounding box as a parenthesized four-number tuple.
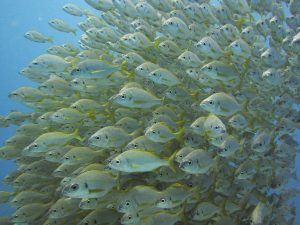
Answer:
(0, 0, 300, 224)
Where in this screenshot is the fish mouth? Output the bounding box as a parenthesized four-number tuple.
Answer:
(108, 94, 118, 102)
(179, 161, 188, 169)
(61, 185, 71, 196)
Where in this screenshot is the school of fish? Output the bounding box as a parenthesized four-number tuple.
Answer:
(0, 0, 300, 224)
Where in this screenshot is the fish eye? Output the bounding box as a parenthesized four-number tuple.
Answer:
(208, 66, 212, 70)
(70, 183, 79, 191)
(126, 201, 130, 206)
(95, 136, 100, 140)
(33, 144, 38, 148)
(188, 160, 192, 165)
(160, 198, 166, 203)
(209, 100, 213, 104)
(115, 160, 120, 164)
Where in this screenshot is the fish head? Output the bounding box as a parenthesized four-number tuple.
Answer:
(158, 41, 170, 51)
(200, 63, 216, 76)
(199, 98, 216, 112)
(10, 210, 28, 223)
(50, 111, 65, 123)
(48, 205, 63, 219)
(144, 125, 162, 142)
(24, 32, 33, 39)
(8, 91, 21, 100)
(195, 39, 211, 52)
(62, 180, 85, 198)
(23, 142, 45, 154)
(117, 199, 138, 213)
(109, 92, 131, 107)
(155, 196, 173, 208)
(162, 18, 177, 31)
(149, 70, 162, 82)
(79, 198, 99, 210)
(107, 156, 123, 171)
(70, 67, 82, 76)
(88, 131, 109, 148)
(179, 158, 197, 173)
(120, 212, 140, 225)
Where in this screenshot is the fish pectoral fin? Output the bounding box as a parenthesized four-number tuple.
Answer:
(133, 100, 146, 104)
(220, 107, 229, 112)
(159, 134, 167, 139)
(88, 188, 104, 193)
(91, 70, 105, 74)
(130, 164, 142, 169)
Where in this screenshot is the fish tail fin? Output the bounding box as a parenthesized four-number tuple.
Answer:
(175, 127, 185, 142)
(72, 129, 83, 142)
(48, 37, 54, 43)
(121, 62, 134, 80)
(167, 151, 177, 173)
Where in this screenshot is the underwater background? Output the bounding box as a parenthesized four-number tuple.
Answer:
(0, 0, 299, 223)
(0, 0, 93, 216)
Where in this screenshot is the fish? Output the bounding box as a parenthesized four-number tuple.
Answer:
(109, 87, 161, 109)
(10, 190, 51, 207)
(23, 130, 82, 153)
(63, 3, 90, 17)
(192, 202, 220, 221)
(48, 19, 77, 35)
(218, 135, 242, 157)
(179, 149, 215, 174)
(195, 36, 224, 59)
(162, 17, 189, 39)
(200, 92, 241, 117)
(178, 51, 203, 67)
(62, 170, 116, 198)
(203, 114, 227, 138)
(108, 149, 174, 172)
(71, 59, 122, 78)
(10, 203, 51, 223)
(155, 183, 191, 209)
(62, 147, 103, 165)
(200, 60, 239, 83)
(145, 122, 183, 143)
(48, 197, 81, 219)
(78, 208, 120, 225)
(28, 54, 71, 73)
(117, 185, 161, 213)
(88, 126, 132, 149)
(24, 31, 53, 43)
(0, 0, 299, 224)
(149, 68, 181, 86)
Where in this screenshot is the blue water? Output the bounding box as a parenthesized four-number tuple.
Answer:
(0, 0, 88, 216)
(0, 0, 299, 223)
